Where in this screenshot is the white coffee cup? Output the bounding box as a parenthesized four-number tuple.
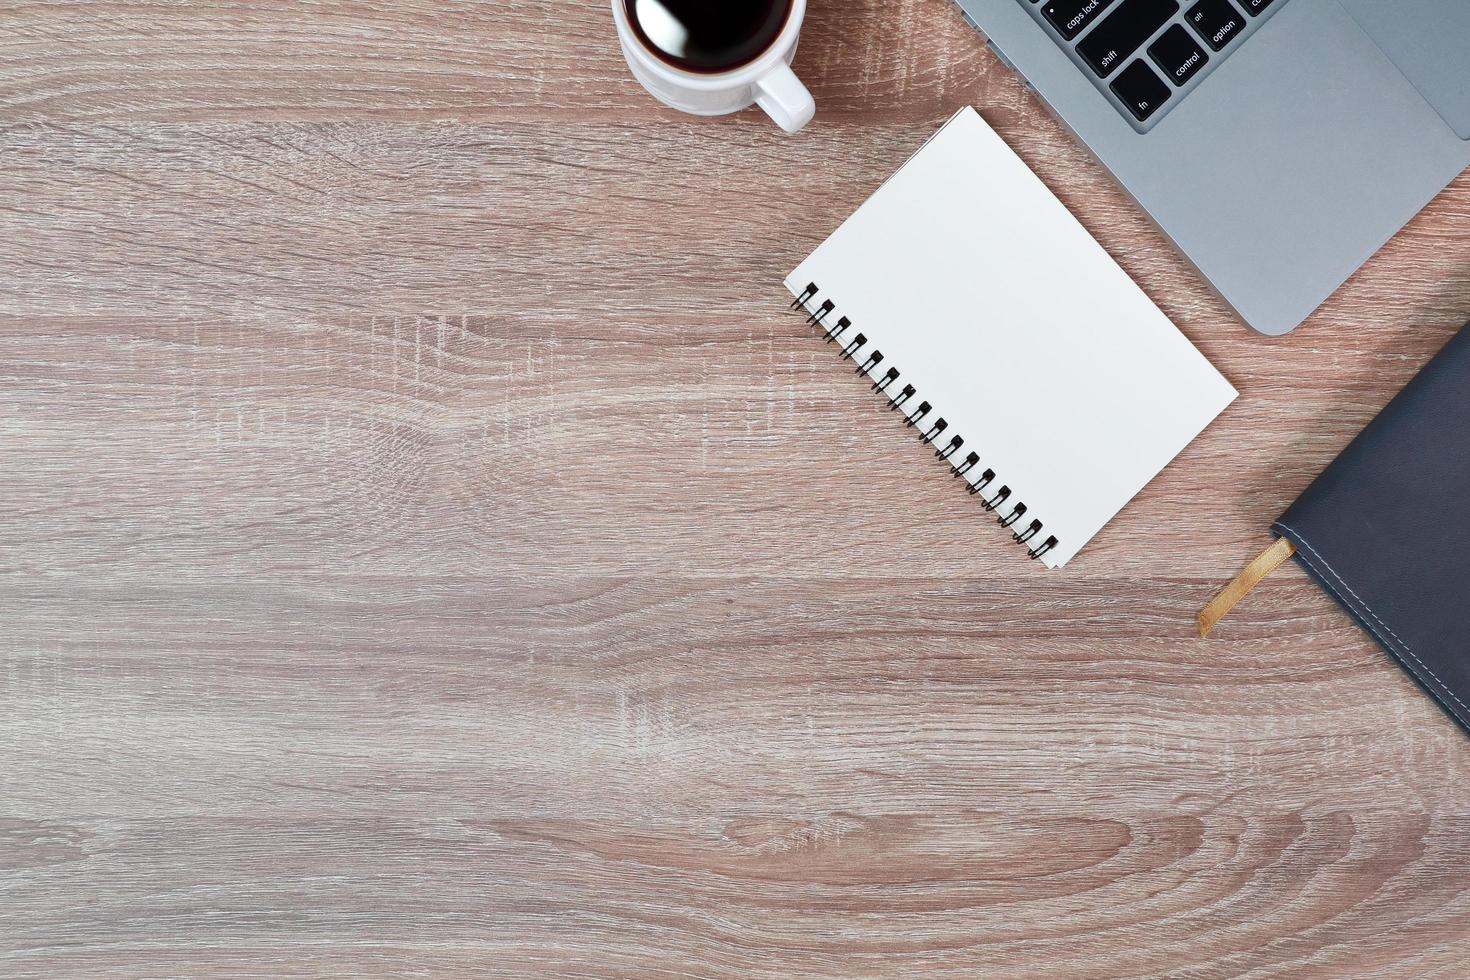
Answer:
(612, 0, 816, 134)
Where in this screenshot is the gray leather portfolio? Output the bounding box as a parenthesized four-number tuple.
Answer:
(1273, 322, 1470, 732)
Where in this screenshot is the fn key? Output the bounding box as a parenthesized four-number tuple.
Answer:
(1110, 59, 1170, 122)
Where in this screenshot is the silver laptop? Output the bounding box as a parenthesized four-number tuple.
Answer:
(953, 0, 1470, 335)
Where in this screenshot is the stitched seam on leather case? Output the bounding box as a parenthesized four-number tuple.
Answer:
(1277, 524, 1470, 726)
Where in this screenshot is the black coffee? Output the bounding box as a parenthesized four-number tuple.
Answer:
(625, 0, 792, 74)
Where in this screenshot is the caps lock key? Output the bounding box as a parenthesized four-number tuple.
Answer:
(1043, 0, 1118, 41)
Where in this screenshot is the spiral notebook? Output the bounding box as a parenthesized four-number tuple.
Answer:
(787, 107, 1236, 567)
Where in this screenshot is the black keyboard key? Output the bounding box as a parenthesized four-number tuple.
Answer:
(1148, 24, 1208, 86)
(1043, 0, 1118, 41)
(1238, 0, 1273, 13)
(1186, 0, 1245, 50)
(1077, 0, 1180, 78)
(1110, 58, 1171, 120)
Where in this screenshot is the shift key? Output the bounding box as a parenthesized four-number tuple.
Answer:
(1077, 0, 1180, 77)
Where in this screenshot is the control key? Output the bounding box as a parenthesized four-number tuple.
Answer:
(1148, 24, 1209, 86)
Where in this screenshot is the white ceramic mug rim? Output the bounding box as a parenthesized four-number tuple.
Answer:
(612, 0, 807, 91)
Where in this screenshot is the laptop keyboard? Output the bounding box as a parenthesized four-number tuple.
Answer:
(1025, 0, 1286, 129)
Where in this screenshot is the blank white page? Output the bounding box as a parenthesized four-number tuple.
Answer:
(786, 107, 1236, 567)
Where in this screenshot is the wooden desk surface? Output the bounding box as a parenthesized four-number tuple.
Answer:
(4, 1, 1470, 975)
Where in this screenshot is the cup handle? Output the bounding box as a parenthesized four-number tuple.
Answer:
(754, 61, 815, 134)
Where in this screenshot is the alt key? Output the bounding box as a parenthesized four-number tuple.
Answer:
(1110, 59, 1171, 122)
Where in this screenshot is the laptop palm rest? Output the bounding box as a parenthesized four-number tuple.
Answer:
(1337, 0, 1470, 140)
(1127, 0, 1469, 333)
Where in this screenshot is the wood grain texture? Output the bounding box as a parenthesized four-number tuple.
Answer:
(4, 0, 1470, 976)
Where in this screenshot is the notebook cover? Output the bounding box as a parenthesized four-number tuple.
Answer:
(1272, 322, 1470, 732)
(786, 108, 1236, 568)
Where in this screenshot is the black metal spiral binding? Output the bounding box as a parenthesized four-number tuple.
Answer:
(791, 282, 1062, 561)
